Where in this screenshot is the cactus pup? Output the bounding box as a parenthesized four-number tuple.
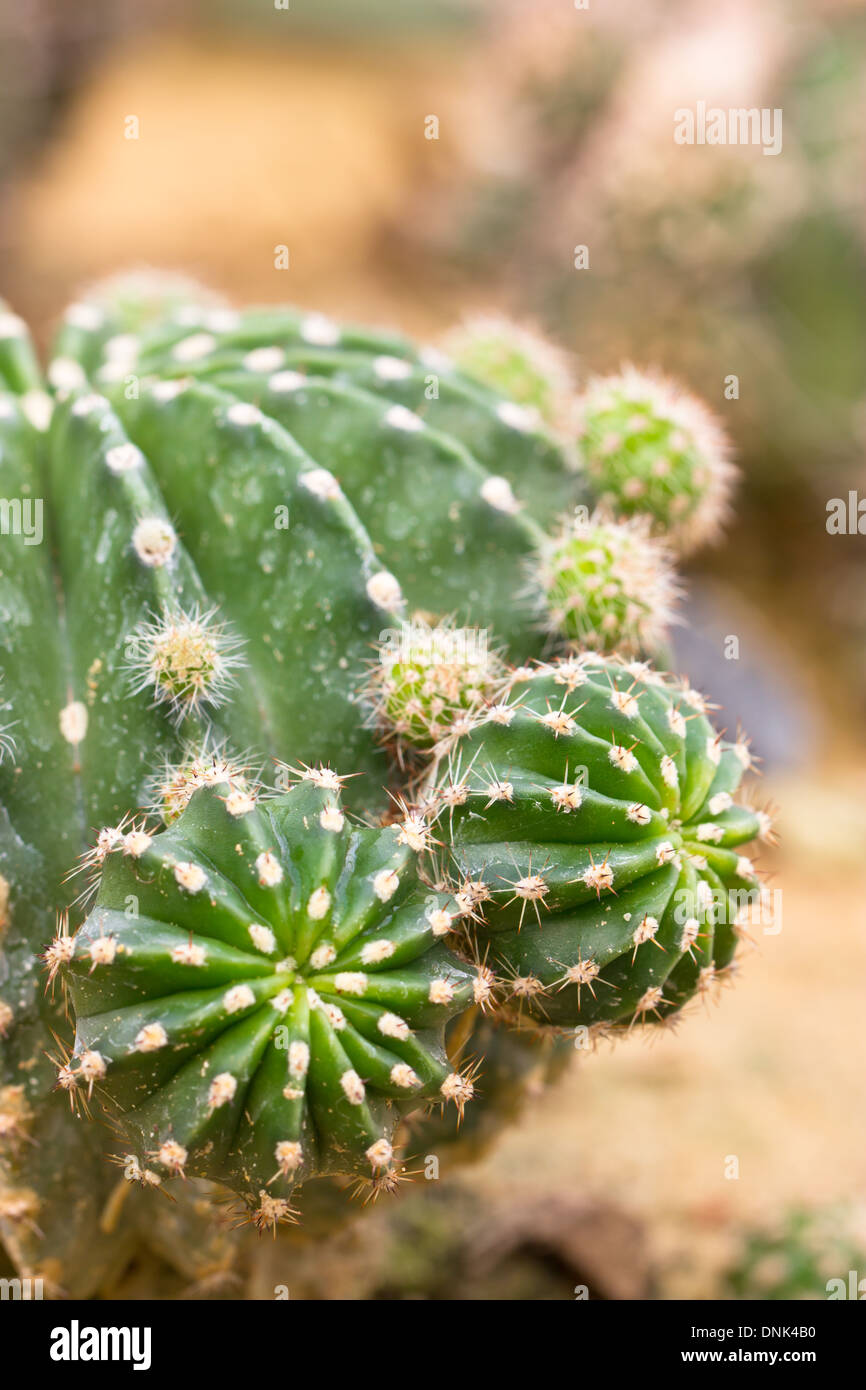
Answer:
(426, 654, 768, 1033)
(53, 770, 482, 1225)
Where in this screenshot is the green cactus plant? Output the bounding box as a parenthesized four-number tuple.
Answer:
(534, 509, 680, 657)
(52, 771, 482, 1215)
(424, 653, 768, 1032)
(574, 367, 736, 553)
(0, 274, 760, 1294)
(0, 280, 576, 1285)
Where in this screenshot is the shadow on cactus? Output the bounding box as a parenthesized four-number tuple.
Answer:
(0, 273, 764, 1289)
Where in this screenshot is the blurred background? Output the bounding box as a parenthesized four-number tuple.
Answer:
(0, 0, 863, 1298)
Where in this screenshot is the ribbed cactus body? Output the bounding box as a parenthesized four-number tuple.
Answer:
(42, 298, 593, 815)
(0, 346, 144, 1287)
(77, 298, 582, 525)
(59, 777, 476, 1211)
(429, 655, 764, 1030)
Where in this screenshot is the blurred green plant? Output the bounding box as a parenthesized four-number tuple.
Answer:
(724, 1206, 866, 1301)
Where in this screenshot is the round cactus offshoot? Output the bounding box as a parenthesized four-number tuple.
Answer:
(536, 510, 680, 657)
(575, 367, 736, 553)
(428, 654, 765, 1033)
(363, 617, 507, 755)
(443, 315, 573, 429)
(54, 772, 478, 1221)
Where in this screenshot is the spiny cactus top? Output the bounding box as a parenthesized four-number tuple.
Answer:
(442, 315, 574, 431)
(575, 367, 736, 553)
(427, 654, 768, 1032)
(534, 509, 680, 657)
(54, 771, 480, 1221)
(361, 616, 508, 757)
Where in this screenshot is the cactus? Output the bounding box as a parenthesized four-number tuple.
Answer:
(54, 772, 481, 1222)
(442, 316, 574, 431)
(575, 367, 736, 553)
(361, 617, 507, 760)
(425, 653, 768, 1032)
(534, 509, 680, 657)
(0, 275, 764, 1293)
(0, 280, 576, 1285)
